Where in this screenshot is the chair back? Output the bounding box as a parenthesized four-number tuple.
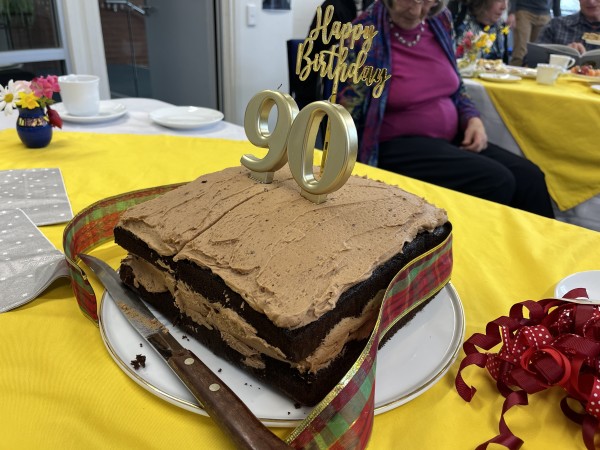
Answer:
(287, 39, 305, 102)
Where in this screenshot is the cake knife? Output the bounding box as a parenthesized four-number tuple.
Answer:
(79, 254, 291, 450)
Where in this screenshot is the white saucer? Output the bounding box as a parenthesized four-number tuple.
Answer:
(591, 85, 600, 94)
(150, 106, 224, 130)
(479, 73, 522, 83)
(554, 270, 600, 298)
(53, 101, 127, 124)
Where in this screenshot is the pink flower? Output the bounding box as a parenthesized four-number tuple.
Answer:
(31, 76, 59, 100)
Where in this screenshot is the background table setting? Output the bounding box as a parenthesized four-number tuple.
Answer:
(1, 96, 600, 449)
(463, 70, 600, 231)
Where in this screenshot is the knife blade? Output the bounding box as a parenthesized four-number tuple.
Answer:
(79, 254, 290, 450)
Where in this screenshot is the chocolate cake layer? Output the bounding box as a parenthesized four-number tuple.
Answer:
(120, 262, 441, 405)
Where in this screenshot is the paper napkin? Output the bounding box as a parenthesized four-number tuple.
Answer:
(0, 168, 73, 225)
(0, 209, 69, 313)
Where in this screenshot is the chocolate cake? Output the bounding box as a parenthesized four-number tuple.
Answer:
(114, 165, 451, 405)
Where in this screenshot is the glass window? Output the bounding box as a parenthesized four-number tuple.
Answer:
(0, 0, 61, 51)
(0, 0, 67, 84)
(561, 0, 580, 16)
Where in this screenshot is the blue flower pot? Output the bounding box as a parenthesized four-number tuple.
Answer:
(16, 107, 53, 149)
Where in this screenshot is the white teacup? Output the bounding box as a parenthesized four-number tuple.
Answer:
(549, 54, 576, 70)
(58, 74, 100, 116)
(536, 64, 563, 85)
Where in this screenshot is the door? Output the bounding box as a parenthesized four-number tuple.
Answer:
(99, 0, 220, 109)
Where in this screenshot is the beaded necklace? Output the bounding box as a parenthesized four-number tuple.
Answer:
(389, 18, 425, 48)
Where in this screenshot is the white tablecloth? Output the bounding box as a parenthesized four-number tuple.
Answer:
(0, 98, 247, 140)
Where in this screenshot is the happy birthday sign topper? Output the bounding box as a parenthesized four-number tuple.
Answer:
(296, 5, 391, 99)
(241, 5, 394, 204)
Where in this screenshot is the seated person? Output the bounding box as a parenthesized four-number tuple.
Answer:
(337, 0, 555, 218)
(537, 0, 600, 53)
(452, 0, 509, 61)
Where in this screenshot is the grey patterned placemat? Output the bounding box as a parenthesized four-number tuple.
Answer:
(0, 209, 69, 313)
(0, 168, 73, 226)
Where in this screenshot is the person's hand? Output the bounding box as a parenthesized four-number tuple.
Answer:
(506, 13, 516, 28)
(567, 42, 586, 54)
(461, 117, 488, 153)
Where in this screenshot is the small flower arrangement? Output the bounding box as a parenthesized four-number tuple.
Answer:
(457, 25, 510, 64)
(0, 75, 62, 128)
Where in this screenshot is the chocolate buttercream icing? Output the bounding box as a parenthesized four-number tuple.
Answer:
(117, 166, 447, 329)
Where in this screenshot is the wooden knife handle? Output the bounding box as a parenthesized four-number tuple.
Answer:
(168, 347, 292, 450)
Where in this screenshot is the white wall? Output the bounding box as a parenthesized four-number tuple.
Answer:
(292, 0, 324, 37)
(221, 0, 323, 125)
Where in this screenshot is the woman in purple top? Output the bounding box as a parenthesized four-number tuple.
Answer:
(337, 0, 554, 217)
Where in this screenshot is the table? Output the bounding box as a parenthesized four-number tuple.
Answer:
(0, 98, 248, 140)
(1, 99, 600, 449)
(464, 77, 600, 231)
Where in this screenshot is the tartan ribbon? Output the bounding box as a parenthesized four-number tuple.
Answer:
(62, 185, 453, 449)
(455, 289, 600, 450)
(62, 183, 184, 322)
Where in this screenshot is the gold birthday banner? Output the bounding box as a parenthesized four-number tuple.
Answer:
(297, 5, 391, 100)
(241, 5, 389, 204)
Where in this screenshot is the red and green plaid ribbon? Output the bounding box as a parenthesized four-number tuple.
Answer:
(287, 234, 453, 449)
(62, 183, 184, 322)
(63, 186, 452, 448)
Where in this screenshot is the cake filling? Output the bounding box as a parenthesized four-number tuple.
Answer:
(125, 254, 384, 373)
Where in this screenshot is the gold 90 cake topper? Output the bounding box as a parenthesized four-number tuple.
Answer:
(241, 5, 389, 204)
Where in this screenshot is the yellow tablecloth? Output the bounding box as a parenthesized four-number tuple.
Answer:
(1, 129, 599, 449)
(477, 76, 600, 211)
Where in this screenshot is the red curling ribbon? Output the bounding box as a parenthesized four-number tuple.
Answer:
(455, 288, 600, 449)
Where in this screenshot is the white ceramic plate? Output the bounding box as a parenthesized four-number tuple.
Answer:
(150, 106, 224, 129)
(568, 73, 600, 83)
(479, 73, 521, 83)
(99, 282, 465, 427)
(591, 84, 600, 94)
(584, 39, 600, 46)
(53, 101, 127, 124)
(554, 270, 600, 299)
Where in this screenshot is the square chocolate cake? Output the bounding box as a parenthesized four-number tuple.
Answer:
(114, 165, 451, 405)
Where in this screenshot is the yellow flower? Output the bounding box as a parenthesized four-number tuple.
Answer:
(17, 91, 40, 109)
(502, 26, 510, 35)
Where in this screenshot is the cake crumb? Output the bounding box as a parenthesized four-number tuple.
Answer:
(130, 354, 146, 370)
(182, 335, 190, 341)
(218, 368, 222, 373)
(294, 403, 301, 409)
(139, 343, 143, 347)
(136, 354, 146, 368)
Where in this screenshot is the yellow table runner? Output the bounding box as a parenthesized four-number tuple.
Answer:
(1, 129, 600, 449)
(477, 76, 600, 211)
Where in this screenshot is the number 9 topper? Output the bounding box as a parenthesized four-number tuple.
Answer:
(241, 90, 358, 204)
